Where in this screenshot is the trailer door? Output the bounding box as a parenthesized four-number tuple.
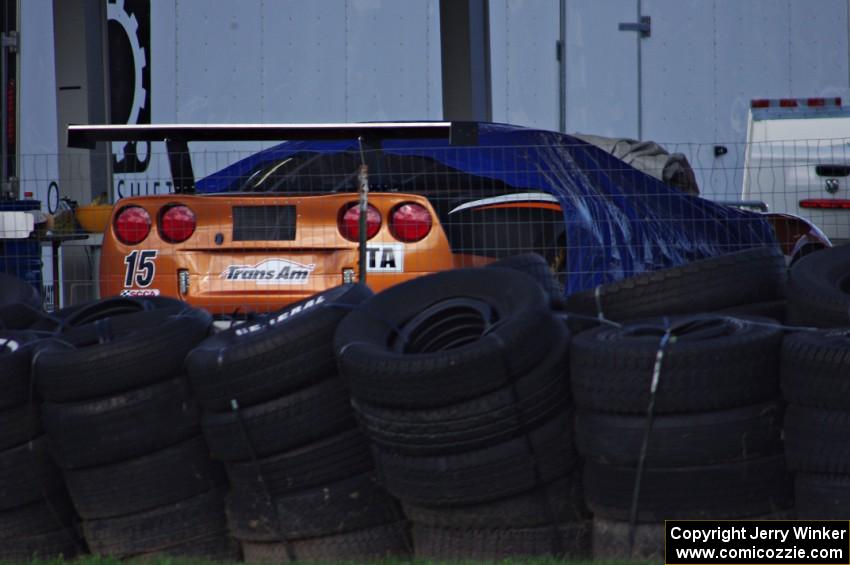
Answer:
(563, 0, 639, 139)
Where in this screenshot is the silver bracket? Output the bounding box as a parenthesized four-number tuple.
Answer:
(618, 16, 651, 38)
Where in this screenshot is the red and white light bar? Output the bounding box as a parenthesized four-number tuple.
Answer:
(751, 98, 842, 109)
(800, 199, 850, 209)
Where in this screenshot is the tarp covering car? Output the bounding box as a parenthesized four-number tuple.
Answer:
(195, 122, 778, 295)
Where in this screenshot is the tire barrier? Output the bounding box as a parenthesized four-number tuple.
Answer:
(564, 246, 786, 323)
(2, 244, 850, 563)
(782, 328, 850, 518)
(240, 522, 410, 564)
(336, 269, 591, 561)
(187, 285, 411, 564)
(486, 253, 565, 310)
(787, 245, 850, 327)
(32, 296, 234, 560)
(571, 314, 792, 560)
(0, 329, 81, 560)
(0, 273, 42, 311)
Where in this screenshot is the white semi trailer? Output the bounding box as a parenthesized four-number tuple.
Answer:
(6, 0, 849, 206)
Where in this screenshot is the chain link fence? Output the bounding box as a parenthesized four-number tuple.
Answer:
(4, 134, 846, 314)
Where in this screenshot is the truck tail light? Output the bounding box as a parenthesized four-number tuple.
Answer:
(114, 206, 151, 244)
(800, 199, 850, 209)
(159, 204, 196, 242)
(390, 203, 432, 242)
(338, 203, 381, 241)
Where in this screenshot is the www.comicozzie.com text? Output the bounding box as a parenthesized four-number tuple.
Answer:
(669, 525, 847, 544)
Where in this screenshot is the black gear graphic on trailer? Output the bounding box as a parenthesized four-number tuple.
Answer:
(107, 0, 151, 174)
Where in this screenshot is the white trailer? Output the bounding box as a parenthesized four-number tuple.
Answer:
(7, 0, 850, 206)
(743, 96, 850, 243)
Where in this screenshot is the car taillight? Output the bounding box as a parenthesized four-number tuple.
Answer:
(390, 202, 432, 242)
(339, 203, 381, 241)
(113, 206, 151, 244)
(160, 205, 196, 242)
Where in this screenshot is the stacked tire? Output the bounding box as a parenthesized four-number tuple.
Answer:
(564, 246, 787, 326)
(571, 314, 792, 560)
(782, 329, 850, 517)
(0, 273, 50, 330)
(336, 269, 590, 561)
(0, 330, 81, 560)
(186, 285, 410, 564)
(33, 297, 235, 560)
(787, 245, 850, 327)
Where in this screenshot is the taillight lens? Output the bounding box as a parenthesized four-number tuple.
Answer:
(160, 205, 196, 242)
(113, 206, 151, 244)
(390, 202, 432, 242)
(339, 203, 381, 241)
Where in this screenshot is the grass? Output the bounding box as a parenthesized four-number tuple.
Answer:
(6, 555, 657, 565)
(9, 558, 653, 565)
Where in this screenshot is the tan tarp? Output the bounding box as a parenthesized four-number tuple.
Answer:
(574, 133, 700, 196)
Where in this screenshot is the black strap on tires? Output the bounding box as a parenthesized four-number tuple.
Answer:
(221, 350, 296, 563)
(628, 322, 673, 556)
(353, 408, 414, 558)
(27, 347, 85, 555)
(491, 328, 565, 558)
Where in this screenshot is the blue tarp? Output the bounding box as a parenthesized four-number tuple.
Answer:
(196, 122, 778, 295)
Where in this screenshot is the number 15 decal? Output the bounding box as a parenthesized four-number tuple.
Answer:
(124, 250, 158, 287)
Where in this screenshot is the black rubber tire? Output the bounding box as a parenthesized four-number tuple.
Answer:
(787, 244, 850, 327)
(226, 428, 373, 498)
(412, 522, 592, 561)
(0, 273, 41, 310)
(0, 528, 81, 561)
(584, 454, 793, 521)
(82, 488, 230, 559)
(784, 405, 850, 473)
(487, 254, 564, 309)
(241, 522, 411, 563)
(564, 246, 785, 322)
(401, 473, 586, 529)
(186, 284, 373, 412)
(335, 268, 558, 409)
(575, 400, 784, 467)
(43, 377, 200, 469)
(47, 296, 190, 339)
(592, 518, 664, 561)
(795, 473, 850, 519)
(226, 472, 401, 542)
(202, 377, 354, 462)
(374, 412, 577, 507)
(0, 331, 40, 410)
(0, 493, 75, 540)
(570, 315, 782, 413)
(34, 304, 211, 402)
(352, 322, 570, 456)
(0, 403, 40, 452)
(717, 300, 786, 323)
(64, 436, 224, 520)
(135, 534, 241, 561)
(781, 330, 850, 409)
(124, 535, 239, 561)
(56, 296, 183, 328)
(0, 302, 50, 331)
(592, 510, 793, 561)
(0, 437, 64, 511)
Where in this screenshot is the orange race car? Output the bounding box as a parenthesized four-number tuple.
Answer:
(68, 122, 827, 317)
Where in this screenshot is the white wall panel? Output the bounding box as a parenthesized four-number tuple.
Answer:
(345, 0, 442, 121)
(490, 0, 559, 130)
(564, 0, 639, 139)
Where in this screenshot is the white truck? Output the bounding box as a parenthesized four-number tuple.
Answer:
(743, 97, 850, 244)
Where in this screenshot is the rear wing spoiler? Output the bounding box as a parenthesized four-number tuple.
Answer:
(67, 121, 474, 193)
